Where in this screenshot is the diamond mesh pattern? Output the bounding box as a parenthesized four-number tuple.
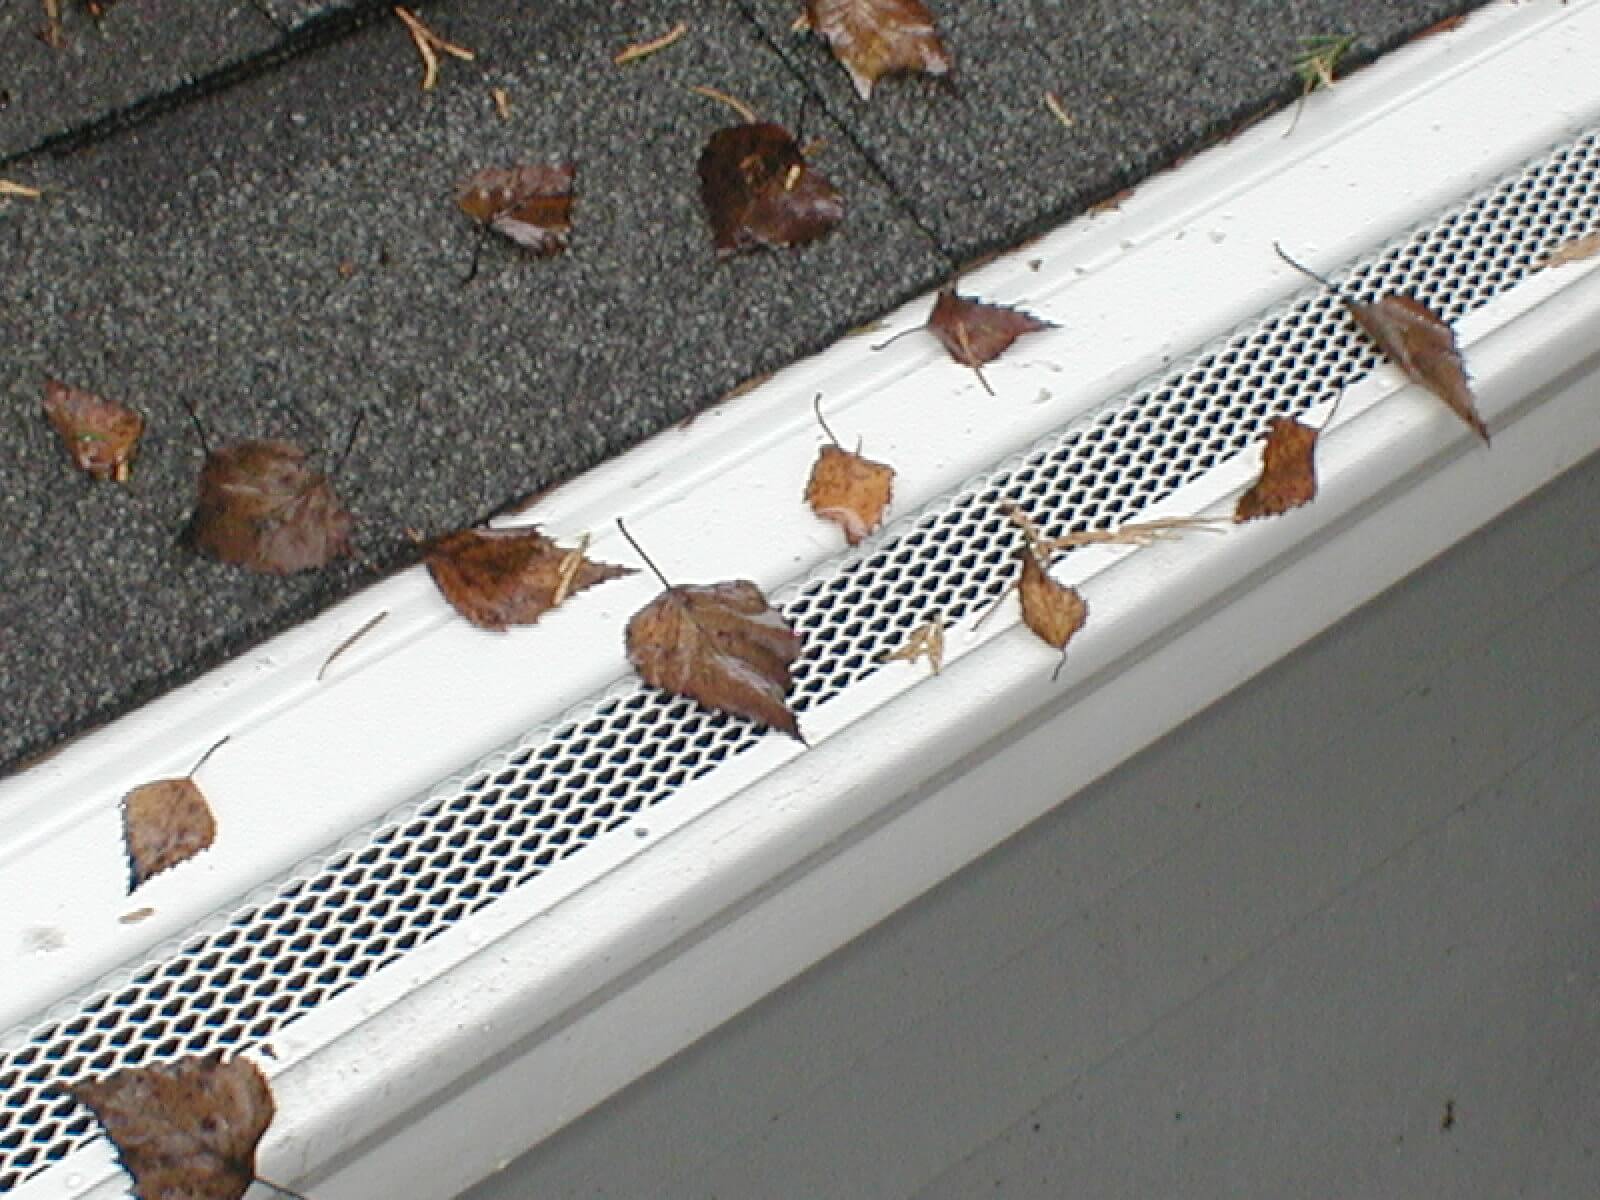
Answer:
(4, 130, 1599, 1192)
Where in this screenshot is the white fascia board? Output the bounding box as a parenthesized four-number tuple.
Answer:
(11, 0, 1600, 1196)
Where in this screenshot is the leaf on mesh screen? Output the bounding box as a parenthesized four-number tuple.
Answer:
(804, 395, 894, 545)
(620, 522, 803, 740)
(1234, 414, 1323, 522)
(186, 440, 354, 574)
(1539, 230, 1600, 270)
(456, 163, 575, 256)
(1347, 295, 1488, 444)
(697, 122, 844, 257)
(68, 1054, 275, 1200)
(922, 289, 1054, 394)
(42, 377, 145, 482)
(1016, 548, 1087, 679)
(802, 0, 953, 100)
(1276, 245, 1488, 445)
(425, 526, 633, 631)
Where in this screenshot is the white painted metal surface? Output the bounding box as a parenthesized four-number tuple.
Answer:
(5, 2, 1600, 1196)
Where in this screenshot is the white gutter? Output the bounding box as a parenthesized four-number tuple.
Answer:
(6, 1, 1600, 1196)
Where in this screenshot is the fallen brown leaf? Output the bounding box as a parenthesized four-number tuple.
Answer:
(42, 377, 145, 482)
(698, 122, 844, 257)
(121, 738, 227, 891)
(805, 0, 953, 100)
(620, 521, 803, 739)
(1017, 548, 1087, 680)
(457, 163, 576, 256)
(426, 526, 633, 631)
(804, 395, 894, 544)
(1277, 245, 1488, 444)
(919, 289, 1054, 394)
(1234, 414, 1322, 522)
(186, 439, 354, 574)
(70, 1054, 275, 1200)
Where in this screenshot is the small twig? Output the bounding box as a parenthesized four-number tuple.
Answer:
(1034, 516, 1228, 555)
(552, 533, 591, 607)
(394, 5, 476, 92)
(614, 21, 687, 65)
(319, 612, 388, 681)
(1043, 90, 1074, 129)
(0, 179, 43, 200)
(491, 87, 513, 119)
(881, 615, 945, 676)
(688, 84, 758, 124)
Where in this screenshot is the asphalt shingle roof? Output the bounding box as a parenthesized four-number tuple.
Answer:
(1, 0, 1490, 773)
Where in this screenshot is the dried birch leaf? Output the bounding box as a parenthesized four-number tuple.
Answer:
(1235, 415, 1322, 522)
(626, 577, 803, 739)
(925, 289, 1053, 393)
(1017, 549, 1087, 679)
(186, 440, 354, 574)
(457, 164, 575, 256)
(426, 526, 633, 631)
(698, 123, 844, 257)
(1348, 295, 1488, 444)
(805, 0, 953, 100)
(882, 615, 944, 675)
(42, 377, 144, 482)
(69, 1054, 274, 1200)
(806, 444, 894, 545)
(1539, 231, 1600, 270)
(122, 779, 216, 890)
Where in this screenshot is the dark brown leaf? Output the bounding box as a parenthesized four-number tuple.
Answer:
(122, 778, 216, 890)
(42, 377, 144, 482)
(186, 439, 354, 574)
(805, 444, 894, 544)
(698, 123, 844, 257)
(805, 0, 953, 99)
(626, 579, 803, 738)
(1234, 415, 1321, 522)
(926, 289, 1054, 392)
(457, 163, 575, 255)
(69, 1054, 274, 1200)
(1017, 548, 1087, 679)
(1347, 295, 1488, 444)
(425, 526, 634, 631)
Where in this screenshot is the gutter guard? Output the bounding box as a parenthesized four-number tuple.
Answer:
(6, 2, 1600, 1196)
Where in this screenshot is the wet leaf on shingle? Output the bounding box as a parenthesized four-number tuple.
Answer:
(457, 163, 576, 256)
(69, 1054, 277, 1200)
(425, 526, 633, 631)
(698, 123, 843, 257)
(186, 440, 354, 574)
(42, 377, 144, 482)
(801, 0, 953, 100)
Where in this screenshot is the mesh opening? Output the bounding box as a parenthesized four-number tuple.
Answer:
(4, 129, 1598, 1192)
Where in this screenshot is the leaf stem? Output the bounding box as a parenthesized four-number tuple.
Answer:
(688, 84, 757, 124)
(177, 395, 212, 457)
(186, 735, 231, 779)
(812, 393, 842, 448)
(615, 517, 672, 590)
(1273, 242, 1341, 294)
